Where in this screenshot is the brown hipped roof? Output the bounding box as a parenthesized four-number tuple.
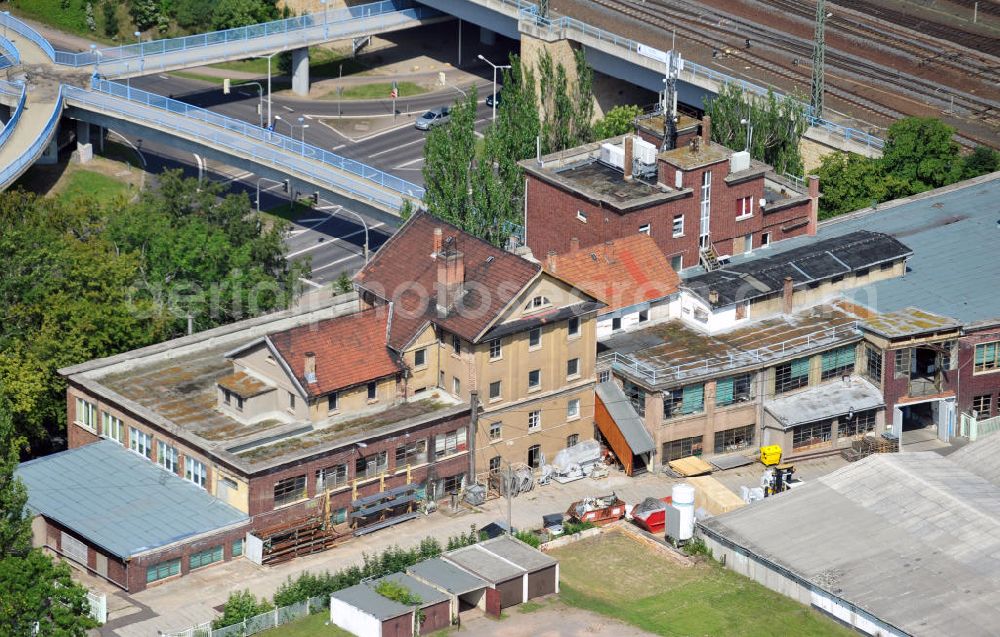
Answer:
(354, 212, 540, 349)
(544, 235, 679, 315)
(268, 309, 402, 398)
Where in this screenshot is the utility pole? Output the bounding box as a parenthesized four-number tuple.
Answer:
(811, 0, 827, 118)
(468, 391, 478, 485)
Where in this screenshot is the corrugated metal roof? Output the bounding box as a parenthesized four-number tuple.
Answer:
(946, 432, 1000, 487)
(407, 558, 488, 595)
(763, 376, 884, 428)
(331, 583, 413, 620)
(16, 440, 248, 558)
(595, 381, 656, 454)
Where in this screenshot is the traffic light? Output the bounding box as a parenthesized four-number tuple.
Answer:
(223, 78, 231, 94)
(282, 179, 290, 193)
(311, 192, 320, 205)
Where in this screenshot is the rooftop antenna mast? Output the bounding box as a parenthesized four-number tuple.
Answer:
(662, 31, 682, 151)
(811, 0, 827, 118)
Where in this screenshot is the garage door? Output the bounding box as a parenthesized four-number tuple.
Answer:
(528, 565, 556, 598)
(497, 577, 523, 608)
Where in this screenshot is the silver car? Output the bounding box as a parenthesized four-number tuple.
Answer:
(414, 107, 451, 130)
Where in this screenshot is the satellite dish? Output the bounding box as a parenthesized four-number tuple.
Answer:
(759, 198, 767, 208)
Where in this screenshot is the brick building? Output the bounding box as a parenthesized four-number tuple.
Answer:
(521, 117, 818, 272)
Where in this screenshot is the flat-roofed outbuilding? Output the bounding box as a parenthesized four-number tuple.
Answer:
(330, 583, 414, 637)
(407, 557, 488, 615)
(369, 572, 451, 634)
(477, 536, 560, 599)
(442, 544, 528, 608)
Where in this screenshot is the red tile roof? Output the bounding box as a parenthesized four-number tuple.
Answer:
(544, 235, 679, 315)
(268, 309, 402, 398)
(354, 212, 541, 349)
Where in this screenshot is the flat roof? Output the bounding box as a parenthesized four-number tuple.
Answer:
(946, 433, 1000, 487)
(554, 160, 661, 203)
(17, 440, 247, 559)
(658, 139, 730, 170)
(331, 583, 412, 621)
(598, 305, 859, 388)
(595, 381, 656, 454)
(407, 557, 488, 595)
(859, 307, 961, 339)
(478, 536, 558, 573)
(369, 572, 449, 608)
(444, 544, 526, 584)
(763, 376, 884, 428)
(700, 446, 1000, 635)
(716, 173, 1000, 327)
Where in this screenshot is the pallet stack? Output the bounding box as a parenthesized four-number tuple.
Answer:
(841, 435, 900, 462)
(258, 517, 347, 565)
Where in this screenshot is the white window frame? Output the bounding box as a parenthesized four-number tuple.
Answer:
(489, 421, 502, 441)
(567, 357, 580, 379)
(75, 398, 97, 432)
(528, 369, 541, 391)
(567, 398, 581, 420)
(414, 347, 427, 368)
(489, 380, 502, 402)
(639, 223, 651, 236)
(158, 441, 179, 474)
(489, 338, 502, 360)
(761, 232, 771, 248)
(567, 317, 580, 338)
(129, 427, 152, 459)
(672, 214, 684, 238)
(185, 456, 207, 489)
(700, 170, 712, 247)
(528, 410, 541, 431)
(102, 412, 124, 445)
(529, 327, 542, 349)
(576, 210, 588, 223)
(736, 195, 754, 220)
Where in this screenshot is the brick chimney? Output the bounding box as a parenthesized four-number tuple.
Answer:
(304, 352, 317, 384)
(546, 250, 558, 272)
(702, 115, 712, 146)
(432, 227, 443, 256)
(708, 289, 719, 305)
(436, 240, 465, 316)
(623, 135, 634, 181)
(807, 175, 820, 236)
(570, 237, 580, 253)
(783, 276, 794, 314)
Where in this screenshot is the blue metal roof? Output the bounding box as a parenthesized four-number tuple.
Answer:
(16, 440, 248, 558)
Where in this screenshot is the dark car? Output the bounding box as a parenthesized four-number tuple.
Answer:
(485, 90, 502, 107)
(414, 106, 451, 130)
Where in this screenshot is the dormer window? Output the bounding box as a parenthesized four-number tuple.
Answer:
(524, 296, 550, 312)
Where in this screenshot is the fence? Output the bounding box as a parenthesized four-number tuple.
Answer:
(87, 590, 107, 624)
(959, 412, 1000, 442)
(0, 36, 19, 66)
(162, 594, 329, 637)
(0, 86, 63, 189)
(0, 12, 55, 60)
(54, 0, 430, 67)
(71, 80, 423, 206)
(0, 81, 25, 149)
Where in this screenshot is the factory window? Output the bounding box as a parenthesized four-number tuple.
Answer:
(489, 456, 502, 473)
(670, 254, 683, 272)
(316, 463, 348, 490)
(639, 223, 651, 236)
(75, 398, 97, 432)
(129, 427, 153, 460)
(612, 317, 622, 332)
(328, 392, 339, 413)
(672, 214, 684, 237)
(792, 421, 832, 451)
(189, 545, 223, 570)
(567, 434, 580, 448)
(528, 369, 541, 391)
(775, 356, 810, 394)
(146, 559, 180, 584)
(489, 421, 502, 441)
(623, 379, 645, 417)
(975, 342, 1000, 373)
(598, 370, 611, 383)
(442, 473, 465, 494)
(577, 210, 588, 223)
(101, 412, 124, 445)
(355, 451, 389, 479)
(452, 334, 462, 355)
(157, 441, 179, 475)
(489, 338, 502, 360)
(232, 539, 243, 557)
(839, 409, 877, 438)
(273, 474, 307, 507)
(567, 317, 580, 337)
(821, 346, 856, 381)
(529, 327, 542, 348)
(528, 410, 541, 431)
(414, 348, 426, 368)
(185, 456, 207, 489)
(567, 357, 580, 379)
(865, 345, 883, 384)
(489, 380, 502, 401)
(713, 425, 755, 454)
(567, 398, 580, 420)
(435, 427, 467, 459)
(662, 435, 703, 461)
(894, 348, 912, 378)
(715, 374, 752, 406)
(527, 444, 542, 468)
(663, 384, 704, 418)
(395, 439, 428, 468)
(973, 394, 993, 418)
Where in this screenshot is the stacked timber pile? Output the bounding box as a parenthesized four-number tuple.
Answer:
(258, 517, 347, 565)
(842, 434, 900, 462)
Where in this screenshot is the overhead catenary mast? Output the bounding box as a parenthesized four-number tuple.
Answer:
(811, 0, 827, 117)
(662, 39, 682, 151)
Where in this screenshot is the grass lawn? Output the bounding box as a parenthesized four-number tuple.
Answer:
(58, 170, 130, 205)
(550, 532, 855, 637)
(210, 47, 369, 78)
(325, 81, 426, 101)
(257, 611, 353, 637)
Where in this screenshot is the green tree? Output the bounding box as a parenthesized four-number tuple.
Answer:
(212, 590, 273, 629)
(211, 0, 278, 30)
(0, 550, 98, 636)
(421, 88, 478, 228)
(961, 145, 999, 180)
(593, 104, 643, 139)
(881, 117, 962, 192)
(703, 83, 807, 175)
(174, 0, 213, 28)
(815, 152, 909, 218)
(101, 1, 120, 37)
(334, 272, 353, 295)
(129, 0, 160, 31)
(0, 404, 30, 560)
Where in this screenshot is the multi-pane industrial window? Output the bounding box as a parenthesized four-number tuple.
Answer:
(355, 451, 388, 479)
(75, 398, 97, 431)
(527, 444, 542, 468)
(715, 374, 752, 406)
(940, 341, 956, 371)
(775, 357, 810, 394)
(489, 456, 502, 472)
(146, 558, 180, 583)
(489, 338, 502, 359)
(792, 421, 832, 450)
(442, 474, 464, 494)
(567, 358, 580, 378)
(973, 394, 993, 417)
(273, 475, 307, 507)
(232, 539, 243, 557)
(102, 412, 124, 445)
(489, 421, 502, 441)
(974, 341, 1000, 373)
(894, 348, 912, 378)
(315, 463, 347, 490)
(839, 409, 877, 438)
(623, 379, 645, 417)
(489, 380, 502, 401)
(529, 328, 541, 348)
(395, 439, 428, 467)
(567, 317, 580, 337)
(567, 398, 580, 420)
(129, 427, 153, 459)
(713, 425, 755, 454)
(158, 441, 179, 475)
(672, 214, 684, 237)
(189, 545, 223, 570)
(567, 434, 580, 448)
(414, 348, 426, 367)
(821, 346, 856, 381)
(865, 345, 883, 383)
(528, 369, 541, 390)
(528, 410, 541, 431)
(662, 435, 703, 461)
(328, 392, 339, 413)
(185, 456, 207, 488)
(663, 384, 704, 418)
(435, 427, 467, 459)
(598, 370, 611, 383)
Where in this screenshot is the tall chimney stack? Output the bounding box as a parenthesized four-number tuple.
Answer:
(436, 241, 465, 316)
(807, 175, 820, 237)
(304, 352, 317, 384)
(702, 115, 712, 146)
(783, 276, 794, 314)
(432, 227, 443, 256)
(623, 135, 634, 181)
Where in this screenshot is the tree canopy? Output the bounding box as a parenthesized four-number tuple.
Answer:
(880, 117, 963, 192)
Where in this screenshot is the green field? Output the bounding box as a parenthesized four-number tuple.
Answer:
(210, 47, 369, 78)
(550, 532, 855, 637)
(257, 612, 353, 637)
(326, 81, 427, 101)
(57, 170, 130, 205)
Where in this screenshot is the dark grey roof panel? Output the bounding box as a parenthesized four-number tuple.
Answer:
(595, 381, 656, 454)
(407, 557, 488, 595)
(331, 583, 413, 620)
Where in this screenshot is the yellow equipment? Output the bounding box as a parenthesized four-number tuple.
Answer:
(760, 445, 782, 466)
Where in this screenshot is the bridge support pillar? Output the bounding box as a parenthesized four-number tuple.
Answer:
(38, 138, 59, 165)
(291, 47, 310, 97)
(75, 119, 93, 164)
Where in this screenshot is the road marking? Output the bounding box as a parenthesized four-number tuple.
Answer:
(313, 253, 360, 272)
(298, 277, 324, 289)
(281, 105, 294, 112)
(368, 137, 423, 158)
(332, 144, 346, 151)
(297, 218, 327, 223)
(238, 91, 251, 97)
(159, 74, 170, 80)
(394, 156, 423, 168)
(226, 171, 255, 184)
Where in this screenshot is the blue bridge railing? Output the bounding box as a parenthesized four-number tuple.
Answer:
(0, 86, 63, 188)
(0, 13, 55, 61)
(0, 81, 27, 150)
(78, 80, 424, 207)
(0, 37, 20, 67)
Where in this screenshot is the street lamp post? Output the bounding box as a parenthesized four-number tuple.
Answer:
(739, 117, 753, 152)
(300, 123, 310, 153)
(477, 54, 510, 121)
(315, 194, 371, 263)
(255, 177, 291, 212)
(273, 115, 293, 137)
(239, 81, 265, 128)
(320, 0, 329, 38)
(261, 51, 279, 128)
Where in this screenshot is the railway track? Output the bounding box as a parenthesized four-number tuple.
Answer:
(586, 0, 998, 146)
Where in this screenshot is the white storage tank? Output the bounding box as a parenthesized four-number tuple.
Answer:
(671, 483, 695, 541)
